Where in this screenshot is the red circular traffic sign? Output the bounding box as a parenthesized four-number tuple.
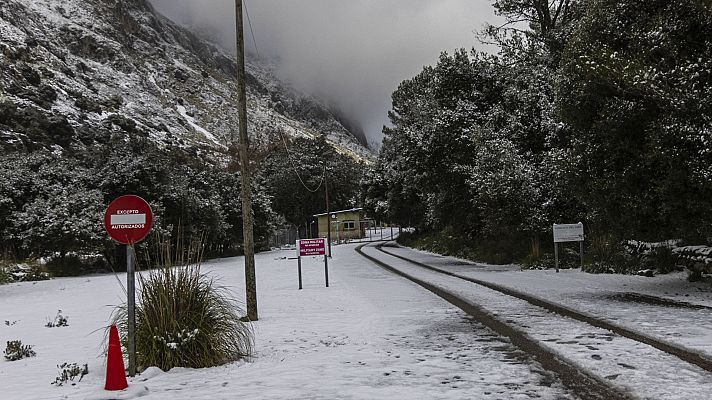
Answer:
(103, 195, 153, 244)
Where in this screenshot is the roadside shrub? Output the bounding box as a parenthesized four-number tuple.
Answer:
(4, 340, 36, 361)
(45, 253, 110, 277)
(583, 234, 637, 274)
(51, 362, 88, 386)
(648, 246, 680, 274)
(45, 310, 69, 328)
(112, 236, 253, 371)
(0, 266, 12, 284)
(1, 262, 50, 282)
(522, 238, 542, 266)
(45, 254, 85, 277)
(396, 227, 528, 264)
(674, 246, 712, 282)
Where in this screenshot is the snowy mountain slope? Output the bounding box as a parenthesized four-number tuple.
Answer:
(0, 0, 373, 161)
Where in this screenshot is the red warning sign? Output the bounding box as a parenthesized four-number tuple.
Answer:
(103, 195, 153, 245)
(298, 238, 326, 257)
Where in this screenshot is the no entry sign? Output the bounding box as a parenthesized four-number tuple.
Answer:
(103, 195, 153, 244)
(298, 238, 326, 257)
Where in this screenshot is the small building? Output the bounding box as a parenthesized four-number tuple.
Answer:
(313, 208, 366, 240)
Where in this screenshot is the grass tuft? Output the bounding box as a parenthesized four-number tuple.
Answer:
(112, 234, 253, 371)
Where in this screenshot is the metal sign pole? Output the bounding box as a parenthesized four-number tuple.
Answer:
(126, 244, 136, 377)
(324, 253, 329, 287)
(580, 240, 584, 269)
(554, 242, 559, 273)
(298, 256, 303, 290)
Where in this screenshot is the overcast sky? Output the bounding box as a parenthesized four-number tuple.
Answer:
(148, 0, 499, 148)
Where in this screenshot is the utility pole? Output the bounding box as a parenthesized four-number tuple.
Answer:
(234, 0, 257, 321)
(325, 165, 332, 257)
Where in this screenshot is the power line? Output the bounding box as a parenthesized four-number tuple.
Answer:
(243, 0, 260, 59)
(278, 129, 326, 193)
(242, 2, 323, 195)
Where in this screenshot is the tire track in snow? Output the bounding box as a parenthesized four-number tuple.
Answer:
(377, 243, 712, 374)
(355, 243, 634, 400)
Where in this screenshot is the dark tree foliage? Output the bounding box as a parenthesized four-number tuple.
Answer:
(261, 134, 363, 231)
(0, 137, 277, 269)
(0, 152, 104, 260)
(368, 49, 548, 239)
(558, 0, 712, 240)
(365, 0, 712, 264)
(489, 0, 583, 63)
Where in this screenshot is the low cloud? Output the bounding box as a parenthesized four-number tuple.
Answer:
(148, 0, 499, 147)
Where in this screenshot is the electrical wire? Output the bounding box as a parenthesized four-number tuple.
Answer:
(243, 0, 260, 59)
(278, 129, 326, 193)
(243, 0, 324, 194)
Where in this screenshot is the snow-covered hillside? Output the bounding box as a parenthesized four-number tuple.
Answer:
(0, 0, 373, 161)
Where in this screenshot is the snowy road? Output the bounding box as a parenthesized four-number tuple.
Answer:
(359, 242, 712, 400)
(3, 239, 710, 399)
(2, 242, 574, 400)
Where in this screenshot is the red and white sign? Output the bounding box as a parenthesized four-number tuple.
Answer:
(298, 238, 326, 257)
(104, 195, 153, 245)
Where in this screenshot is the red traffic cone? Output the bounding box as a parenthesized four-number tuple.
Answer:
(104, 325, 128, 391)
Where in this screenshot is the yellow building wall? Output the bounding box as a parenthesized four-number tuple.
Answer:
(317, 211, 365, 240)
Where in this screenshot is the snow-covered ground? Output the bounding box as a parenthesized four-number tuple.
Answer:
(383, 245, 712, 358)
(3, 241, 712, 399)
(1, 242, 572, 400)
(366, 245, 712, 399)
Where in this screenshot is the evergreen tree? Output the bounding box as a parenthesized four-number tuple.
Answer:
(558, 0, 712, 240)
(261, 135, 362, 233)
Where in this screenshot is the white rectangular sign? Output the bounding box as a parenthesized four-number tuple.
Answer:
(553, 223, 584, 243)
(110, 214, 147, 225)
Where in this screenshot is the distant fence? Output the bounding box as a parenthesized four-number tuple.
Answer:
(270, 224, 408, 249)
(334, 225, 403, 245)
(269, 225, 299, 249)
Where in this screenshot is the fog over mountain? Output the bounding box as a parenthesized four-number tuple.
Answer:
(148, 0, 499, 148)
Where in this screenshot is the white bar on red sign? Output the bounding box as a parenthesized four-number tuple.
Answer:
(111, 214, 147, 225)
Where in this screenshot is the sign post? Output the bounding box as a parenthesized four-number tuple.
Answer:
(297, 238, 328, 288)
(552, 223, 585, 273)
(104, 195, 153, 377)
(297, 256, 303, 290)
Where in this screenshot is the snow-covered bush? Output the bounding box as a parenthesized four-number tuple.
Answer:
(45, 310, 69, 328)
(45, 254, 88, 277)
(0, 266, 11, 284)
(112, 236, 253, 371)
(8, 263, 50, 282)
(623, 240, 682, 274)
(673, 246, 712, 282)
(51, 362, 88, 386)
(583, 235, 636, 274)
(4, 340, 36, 361)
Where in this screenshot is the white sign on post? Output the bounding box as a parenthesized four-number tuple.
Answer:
(553, 223, 584, 243)
(552, 223, 585, 272)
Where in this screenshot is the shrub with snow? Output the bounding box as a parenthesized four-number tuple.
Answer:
(12, 263, 50, 282)
(4, 340, 36, 361)
(112, 237, 253, 371)
(673, 246, 712, 282)
(0, 266, 11, 284)
(45, 310, 68, 328)
(51, 362, 88, 386)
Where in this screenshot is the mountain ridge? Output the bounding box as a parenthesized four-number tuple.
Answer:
(0, 0, 373, 161)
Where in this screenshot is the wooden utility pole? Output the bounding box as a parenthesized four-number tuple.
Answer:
(324, 165, 332, 257)
(234, 0, 258, 321)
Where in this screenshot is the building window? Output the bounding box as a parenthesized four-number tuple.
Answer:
(343, 220, 356, 230)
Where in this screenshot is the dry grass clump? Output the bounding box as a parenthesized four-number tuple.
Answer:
(113, 235, 253, 371)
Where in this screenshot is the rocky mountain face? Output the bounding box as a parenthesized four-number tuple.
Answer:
(0, 0, 373, 160)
